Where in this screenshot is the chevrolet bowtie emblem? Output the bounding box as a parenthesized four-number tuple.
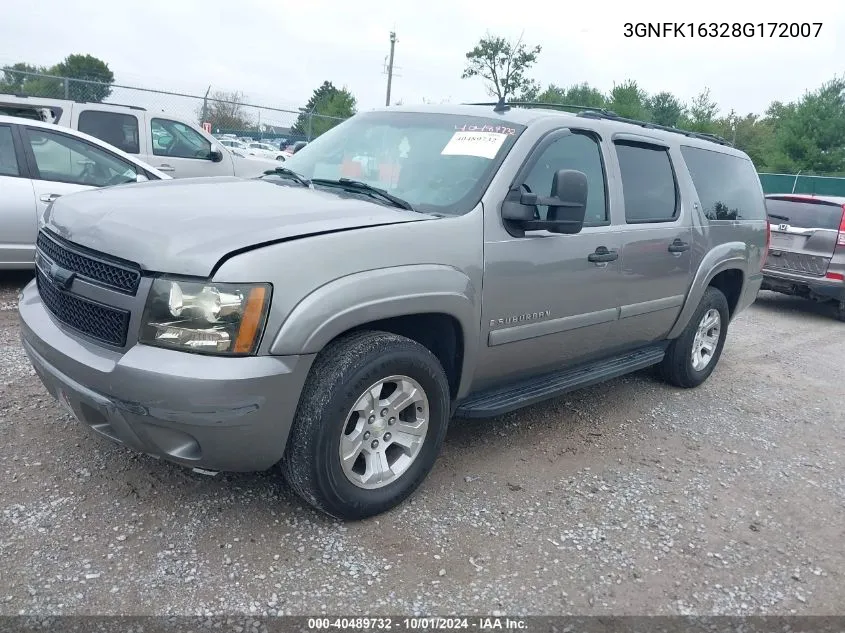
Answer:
(48, 262, 76, 290)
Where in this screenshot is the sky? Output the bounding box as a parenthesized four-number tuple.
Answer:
(1, 0, 842, 129)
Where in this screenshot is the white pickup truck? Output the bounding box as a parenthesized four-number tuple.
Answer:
(0, 94, 279, 179)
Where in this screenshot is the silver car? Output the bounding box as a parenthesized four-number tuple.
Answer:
(0, 114, 169, 269)
(18, 103, 766, 519)
(762, 194, 845, 320)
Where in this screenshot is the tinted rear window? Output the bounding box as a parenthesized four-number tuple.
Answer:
(78, 111, 140, 154)
(615, 142, 678, 223)
(680, 145, 765, 221)
(765, 198, 843, 230)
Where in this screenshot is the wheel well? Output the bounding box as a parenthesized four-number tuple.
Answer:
(342, 313, 464, 399)
(708, 269, 743, 317)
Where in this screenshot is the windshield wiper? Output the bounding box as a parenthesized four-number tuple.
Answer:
(311, 178, 416, 212)
(262, 166, 311, 187)
(767, 212, 790, 222)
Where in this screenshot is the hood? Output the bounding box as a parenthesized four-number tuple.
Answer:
(228, 151, 279, 177)
(43, 177, 431, 277)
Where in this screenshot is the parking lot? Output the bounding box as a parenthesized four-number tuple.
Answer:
(1, 271, 843, 616)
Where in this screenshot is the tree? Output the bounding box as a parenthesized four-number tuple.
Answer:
(712, 111, 773, 168)
(52, 54, 114, 102)
(0, 55, 114, 101)
(607, 80, 651, 120)
(462, 32, 542, 101)
(197, 90, 253, 131)
(291, 81, 357, 139)
(515, 79, 541, 101)
(560, 83, 607, 109)
(684, 87, 720, 133)
(767, 78, 845, 174)
(0, 62, 63, 98)
(527, 82, 608, 109)
(0, 63, 45, 93)
(648, 91, 685, 127)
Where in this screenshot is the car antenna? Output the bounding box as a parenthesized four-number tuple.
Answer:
(493, 96, 510, 113)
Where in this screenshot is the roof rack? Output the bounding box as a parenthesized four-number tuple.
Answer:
(576, 110, 731, 145)
(463, 100, 615, 116)
(464, 99, 732, 146)
(99, 102, 146, 111)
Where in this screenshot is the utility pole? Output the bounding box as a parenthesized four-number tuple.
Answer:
(201, 85, 211, 125)
(385, 31, 396, 106)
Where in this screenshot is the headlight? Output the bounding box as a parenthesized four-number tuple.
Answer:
(139, 278, 271, 355)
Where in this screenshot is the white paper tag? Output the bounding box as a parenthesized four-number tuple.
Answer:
(441, 131, 507, 159)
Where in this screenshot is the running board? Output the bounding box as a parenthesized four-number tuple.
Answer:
(454, 343, 668, 419)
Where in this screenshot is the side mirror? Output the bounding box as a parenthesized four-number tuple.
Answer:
(501, 169, 588, 235)
(135, 173, 149, 183)
(209, 148, 224, 162)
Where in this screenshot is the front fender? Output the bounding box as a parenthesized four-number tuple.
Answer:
(667, 241, 750, 339)
(269, 264, 480, 396)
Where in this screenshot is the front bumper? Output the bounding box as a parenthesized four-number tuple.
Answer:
(761, 268, 845, 303)
(18, 279, 315, 472)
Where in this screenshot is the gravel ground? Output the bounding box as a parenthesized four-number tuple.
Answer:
(1, 271, 843, 617)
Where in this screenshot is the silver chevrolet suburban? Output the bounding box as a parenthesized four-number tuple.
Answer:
(18, 102, 768, 519)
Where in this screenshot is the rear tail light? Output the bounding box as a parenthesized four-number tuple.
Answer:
(761, 219, 771, 270)
(828, 205, 845, 281)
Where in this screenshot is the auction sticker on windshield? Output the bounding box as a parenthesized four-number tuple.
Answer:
(441, 131, 507, 159)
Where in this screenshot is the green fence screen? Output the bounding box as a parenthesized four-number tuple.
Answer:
(759, 173, 845, 196)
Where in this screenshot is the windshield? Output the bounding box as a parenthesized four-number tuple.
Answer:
(277, 111, 525, 215)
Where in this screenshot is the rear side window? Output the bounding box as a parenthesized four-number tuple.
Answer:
(78, 111, 140, 154)
(680, 145, 765, 221)
(0, 125, 21, 176)
(765, 198, 844, 230)
(615, 142, 678, 223)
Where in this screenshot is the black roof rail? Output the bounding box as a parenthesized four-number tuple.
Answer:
(575, 109, 732, 146)
(463, 98, 732, 147)
(91, 101, 147, 111)
(507, 102, 619, 117)
(463, 100, 616, 116)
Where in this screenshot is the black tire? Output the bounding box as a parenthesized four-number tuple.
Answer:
(281, 331, 450, 520)
(659, 286, 730, 388)
(836, 299, 845, 323)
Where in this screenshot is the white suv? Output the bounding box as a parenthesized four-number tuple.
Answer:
(0, 95, 279, 179)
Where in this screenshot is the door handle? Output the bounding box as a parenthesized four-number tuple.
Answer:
(668, 239, 690, 253)
(587, 246, 619, 263)
(158, 164, 176, 172)
(39, 193, 61, 203)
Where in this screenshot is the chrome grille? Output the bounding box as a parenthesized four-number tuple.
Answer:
(36, 269, 130, 347)
(36, 230, 141, 294)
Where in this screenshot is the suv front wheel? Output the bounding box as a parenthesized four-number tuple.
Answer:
(660, 286, 730, 388)
(282, 331, 451, 520)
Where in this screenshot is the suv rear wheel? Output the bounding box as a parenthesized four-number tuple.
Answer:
(660, 286, 730, 388)
(282, 331, 450, 520)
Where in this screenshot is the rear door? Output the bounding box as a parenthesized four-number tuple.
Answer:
(764, 196, 844, 277)
(611, 137, 693, 346)
(0, 123, 38, 267)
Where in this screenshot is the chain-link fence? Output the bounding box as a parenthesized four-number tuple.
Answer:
(0, 68, 352, 144)
(758, 172, 845, 196)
